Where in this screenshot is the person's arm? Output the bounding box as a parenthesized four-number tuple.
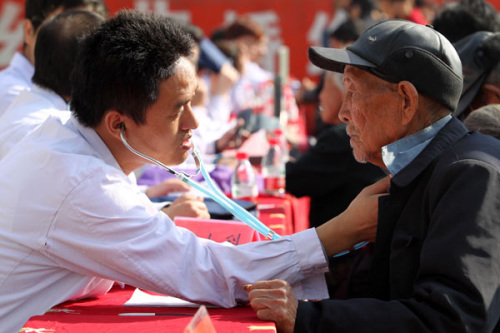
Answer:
(51, 170, 389, 310)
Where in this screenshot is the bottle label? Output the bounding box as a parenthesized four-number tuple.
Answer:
(231, 184, 258, 201)
(237, 167, 250, 183)
(263, 177, 285, 192)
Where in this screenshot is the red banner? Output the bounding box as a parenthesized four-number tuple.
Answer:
(0, 0, 336, 79)
(1, 0, 499, 78)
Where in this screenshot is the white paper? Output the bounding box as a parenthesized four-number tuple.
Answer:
(124, 288, 218, 308)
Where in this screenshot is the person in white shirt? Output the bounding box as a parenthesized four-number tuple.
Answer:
(0, 0, 109, 116)
(223, 17, 274, 115)
(0, 11, 389, 332)
(0, 9, 104, 160)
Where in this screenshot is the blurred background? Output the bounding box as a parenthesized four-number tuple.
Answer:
(1, 0, 497, 76)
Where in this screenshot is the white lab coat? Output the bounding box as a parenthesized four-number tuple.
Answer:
(0, 84, 69, 160)
(0, 52, 34, 117)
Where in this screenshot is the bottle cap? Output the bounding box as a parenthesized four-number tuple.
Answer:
(236, 151, 249, 160)
(268, 138, 279, 145)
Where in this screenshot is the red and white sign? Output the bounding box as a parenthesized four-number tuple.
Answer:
(0, 0, 337, 79)
(1, 0, 499, 79)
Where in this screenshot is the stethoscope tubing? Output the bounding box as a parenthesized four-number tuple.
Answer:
(120, 127, 279, 240)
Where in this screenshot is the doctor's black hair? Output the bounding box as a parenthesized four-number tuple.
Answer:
(32, 9, 104, 100)
(70, 10, 194, 128)
(25, 0, 109, 32)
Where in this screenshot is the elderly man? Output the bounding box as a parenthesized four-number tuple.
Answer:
(0, 10, 390, 332)
(247, 19, 500, 332)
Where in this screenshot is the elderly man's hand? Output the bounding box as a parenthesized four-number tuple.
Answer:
(247, 280, 297, 333)
(161, 193, 210, 219)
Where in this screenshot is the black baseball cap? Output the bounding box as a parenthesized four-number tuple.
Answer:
(309, 19, 463, 111)
(453, 31, 500, 119)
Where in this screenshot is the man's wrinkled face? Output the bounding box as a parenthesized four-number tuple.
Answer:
(338, 65, 402, 168)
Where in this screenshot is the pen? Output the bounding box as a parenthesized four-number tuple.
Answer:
(119, 313, 194, 316)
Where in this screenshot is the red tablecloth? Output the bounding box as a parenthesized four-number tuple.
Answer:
(23, 284, 276, 333)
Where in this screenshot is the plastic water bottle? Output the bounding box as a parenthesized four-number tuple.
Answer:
(231, 151, 258, 201)
(261, 137, 286, 197)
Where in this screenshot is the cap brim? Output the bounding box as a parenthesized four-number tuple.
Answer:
(308, 46, 376, 73)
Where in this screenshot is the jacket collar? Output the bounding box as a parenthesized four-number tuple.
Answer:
(391, 117, 469, 188)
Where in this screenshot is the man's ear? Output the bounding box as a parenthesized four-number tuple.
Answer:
(23, 19, 36, 64)
(23, 19, 35, 45)
(103, 110, 129, 141)
(397, 81, 419, 126)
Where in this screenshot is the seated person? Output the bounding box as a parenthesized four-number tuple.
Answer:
(247, 20, 500, 332)
(0, 9, 104, 160)
(0, 0, 109, 116)
(0, 9, 206, 220)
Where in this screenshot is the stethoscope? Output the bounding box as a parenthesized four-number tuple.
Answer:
(120, 124, 280, 240)
(120, 124, 367, 256)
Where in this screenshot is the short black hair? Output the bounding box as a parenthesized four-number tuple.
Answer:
(330, 18, 365, 44)
(432, 0, 500, 43)
(70, 10, 194, 127)
(62, 0, 109, 19)
(25, 0, 108, 31)
(32, 9, 104, 99)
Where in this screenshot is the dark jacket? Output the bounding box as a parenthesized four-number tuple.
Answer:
(286, 124, 385, 227)
(296, 118, 500, 332)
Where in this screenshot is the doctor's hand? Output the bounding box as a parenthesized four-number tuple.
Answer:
(161, 193, 210, 219)
(145, 178, 191, 198)
(316, 176, 390, 257)
(247, 280, 297, 333)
